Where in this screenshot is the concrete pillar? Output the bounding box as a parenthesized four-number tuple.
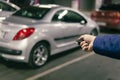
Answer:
(71, 0, 80, 10)
(80, 0, 95, 11)
(95, 0, 103, 10)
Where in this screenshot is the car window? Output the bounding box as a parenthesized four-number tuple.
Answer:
(0, 2, 16, 11)
(52, 10, 87, 24)
(13, 6, 50, 20)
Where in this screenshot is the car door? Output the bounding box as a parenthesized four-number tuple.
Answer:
(52, 9, 87, 44)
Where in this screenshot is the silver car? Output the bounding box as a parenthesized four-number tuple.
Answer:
(0, 4, 99, 68)
(0, 0, 20, 21)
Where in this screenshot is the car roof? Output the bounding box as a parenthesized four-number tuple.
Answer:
(33, 4, 60, 8)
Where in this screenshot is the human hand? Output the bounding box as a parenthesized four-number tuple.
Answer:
(78, 34, 96, 52)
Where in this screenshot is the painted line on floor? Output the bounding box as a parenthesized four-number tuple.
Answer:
(26, 52, 94, 80)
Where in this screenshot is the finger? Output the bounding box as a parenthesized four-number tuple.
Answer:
(82, 46, 89, 51)
(81, 43, 88, 48)
(79, 35, 85, 40)
(87, 43, 93, 51)
(80, 41, 86, 46)
(82, 46, 93, 52)
(80, 41, 88, 47)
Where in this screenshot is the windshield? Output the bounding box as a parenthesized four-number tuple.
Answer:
(13, 6, 50, 20)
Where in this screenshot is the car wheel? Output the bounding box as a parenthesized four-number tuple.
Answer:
(90, 29, 98, 36)
(28, 42, 50, 68)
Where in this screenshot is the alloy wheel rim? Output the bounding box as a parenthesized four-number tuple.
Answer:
(33, 45, 48, 66)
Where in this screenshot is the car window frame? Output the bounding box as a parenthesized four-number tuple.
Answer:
(52, 9, 87, 24)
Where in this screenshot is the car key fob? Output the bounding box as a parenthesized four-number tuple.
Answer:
(76, 38, 84, 45)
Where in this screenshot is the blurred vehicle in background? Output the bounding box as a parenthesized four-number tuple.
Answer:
(91, 3, 120, 30)
(0, 0, 20, 21)
(0, 4, 99, 68)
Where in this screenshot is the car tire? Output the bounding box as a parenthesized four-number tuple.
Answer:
(90, 29, 98, 36)
(28, 42, 50, 68)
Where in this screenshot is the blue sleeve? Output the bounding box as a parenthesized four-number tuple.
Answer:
(93, 35, 120, 58)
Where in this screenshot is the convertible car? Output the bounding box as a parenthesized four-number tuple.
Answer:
(0, 4, 99, 68)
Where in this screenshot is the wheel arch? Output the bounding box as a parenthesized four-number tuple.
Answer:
(90, 28, 99, 36)
(32, 40, 51, 55)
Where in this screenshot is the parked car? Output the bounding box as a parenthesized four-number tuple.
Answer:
(91, 3, 120, 29)
(0, 4, 99, 68)
(0, 0, 20, 21)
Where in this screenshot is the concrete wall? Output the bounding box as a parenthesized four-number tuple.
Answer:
(54, 0, 72, 7)
(39, 0, 96, 11)
(40, 0, 72, 7)
(39, 0, 55, 4)
(10, 0, 120, 11)
(112, 0, 120, 3)
(80, 0, 95, 11)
